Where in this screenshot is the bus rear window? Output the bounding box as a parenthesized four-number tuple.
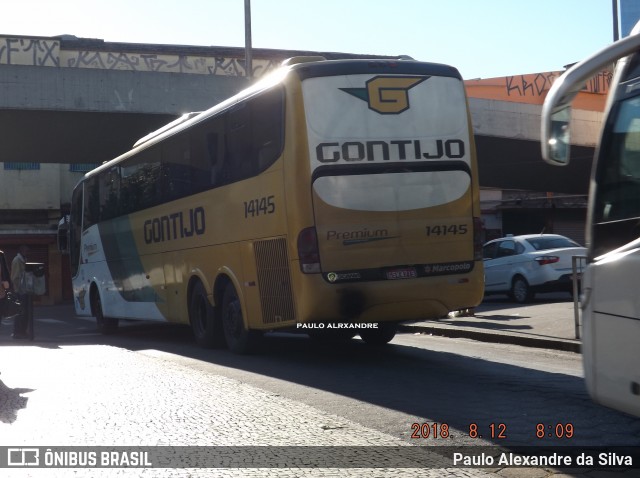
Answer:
(313, 170, 470, 212)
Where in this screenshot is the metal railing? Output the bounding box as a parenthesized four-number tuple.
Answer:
(572, 255, 587, 339)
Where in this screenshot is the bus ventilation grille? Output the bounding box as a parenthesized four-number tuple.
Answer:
(254, 238, 296, 324)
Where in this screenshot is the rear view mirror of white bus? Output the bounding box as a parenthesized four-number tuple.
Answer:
(547, 107, 572, 165)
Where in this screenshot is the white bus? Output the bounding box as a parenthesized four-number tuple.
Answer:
(542, 21, 640, 416)
(62, 57, 484, 353)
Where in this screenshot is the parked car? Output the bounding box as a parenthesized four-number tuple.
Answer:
(483, 234, 587, 303)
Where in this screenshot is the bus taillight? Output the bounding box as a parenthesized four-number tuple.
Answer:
(473, 217, 483, 261)
(297, 227, 321, 273)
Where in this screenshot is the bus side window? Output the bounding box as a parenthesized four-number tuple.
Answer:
(121, 146, 162, 212)
(120, 165, 139, 215)
(187, 118, 224, 191)
(223, 88, 284, 182)
(225, 103, 253, 181)
(253, 87, 285, 172)
(258, 140, 279, 170)
(83, 176, 100, 229)
(99, 166, 121, 221)
(207, 132, 224, 187)
(597, 101, 640, 222)
(162, 133, 192, 200)
(162, 163, 192, 201)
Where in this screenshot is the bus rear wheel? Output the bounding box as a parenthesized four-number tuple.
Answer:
(190, 282, 223, 348)
(359, 323, 397, 346)
(221, 283, 259, 354)
(93, 291, 118, 335)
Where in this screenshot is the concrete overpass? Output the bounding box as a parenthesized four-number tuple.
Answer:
(0, 34, 606, 194)
(0, 35, 409, 166)
(466, 71, 609, 195)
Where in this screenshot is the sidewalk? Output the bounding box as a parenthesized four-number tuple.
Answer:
(400, 296, 582, 353)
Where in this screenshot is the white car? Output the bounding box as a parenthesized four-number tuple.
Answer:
(483, 234, 587, 303)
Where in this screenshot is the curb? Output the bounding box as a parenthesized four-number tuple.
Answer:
(398, 323, 581, 353)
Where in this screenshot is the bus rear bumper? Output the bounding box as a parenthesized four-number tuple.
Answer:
(292, 271, 484, 325)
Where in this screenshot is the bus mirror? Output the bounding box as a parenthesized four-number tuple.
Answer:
(547, 107, 572, 165)
(542, 27, 640, 166)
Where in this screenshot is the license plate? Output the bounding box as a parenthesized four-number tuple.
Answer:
(386, 267, 417, 280)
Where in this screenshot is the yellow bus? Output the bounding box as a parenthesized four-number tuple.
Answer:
(63, 57, 484, 353)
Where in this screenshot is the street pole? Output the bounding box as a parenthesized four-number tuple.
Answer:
(613, 0, 620, 41)
(244, 0, 253, 79)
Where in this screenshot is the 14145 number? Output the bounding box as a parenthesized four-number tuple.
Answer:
(425, 224, 468, 236)
(244, 195, 275, 218)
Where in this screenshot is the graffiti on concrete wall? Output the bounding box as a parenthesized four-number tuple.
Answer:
(583, 70, 613, 94)
(62, 50, 279, 77)
(506, 70, 612, 98)
(0, 37, 59, 66)
(506, 72, 560, 97)
(0, 35, 279, 77)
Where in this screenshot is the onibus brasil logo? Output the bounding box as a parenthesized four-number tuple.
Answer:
(340, 75, 428, 114)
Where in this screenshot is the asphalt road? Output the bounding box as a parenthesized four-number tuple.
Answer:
(1, 300, 639, 477)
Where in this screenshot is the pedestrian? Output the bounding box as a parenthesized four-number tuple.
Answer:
(11, 245, 29, 339)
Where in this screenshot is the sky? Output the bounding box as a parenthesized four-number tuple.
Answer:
(0, 0, 619, 79)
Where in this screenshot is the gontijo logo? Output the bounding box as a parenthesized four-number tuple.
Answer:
(340, 76, 428, 114)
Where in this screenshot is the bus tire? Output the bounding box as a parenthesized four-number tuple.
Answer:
(359, 323, 397, 346)
(189, 282, 223, 348)
(221, 283, 258, 354)
(93, 291, 118, 335)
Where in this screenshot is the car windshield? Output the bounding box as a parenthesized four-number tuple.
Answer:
(525, 237, 580, 251)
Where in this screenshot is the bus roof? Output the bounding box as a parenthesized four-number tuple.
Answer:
(289, 58, 462, 81)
